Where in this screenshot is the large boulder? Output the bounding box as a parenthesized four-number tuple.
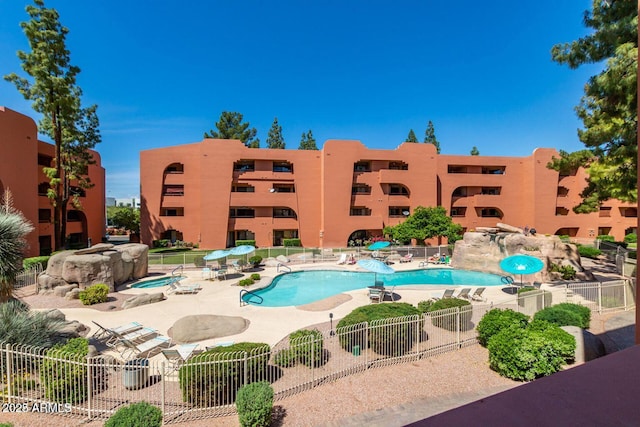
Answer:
(561, 326, 606, 363)
(169, 315, 250, 343)
(117, 244, 149, 279)
(121, 292, 165, 310)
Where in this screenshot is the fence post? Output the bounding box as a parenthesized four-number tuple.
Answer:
(161, 361, 166, 423)
(598, 283, 603, 314)
(623, 280, 628, 310)
(456, 308, 461, 348)
(5, 344, 12, 403)
(87, 357, 92, 419)
(243, 352, 248, 386)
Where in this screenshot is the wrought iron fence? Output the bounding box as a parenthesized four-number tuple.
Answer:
(0, 279, 633, 424)
(13, 264, 43, 296)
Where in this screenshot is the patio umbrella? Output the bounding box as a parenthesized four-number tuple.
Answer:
(367, 241, 391, 251)
(499, 254, 544, 286)
(357, 259, 395, 286)
(228, 245, 256, 265)
(203, 249, 230, 261)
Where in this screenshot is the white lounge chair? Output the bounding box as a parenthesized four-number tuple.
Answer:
(471, 287, 487, 302)
(92, 321, 142, 341)
(383, 285, 397, 302)
(119, 335, 172, 360)
(456, 288, 472, 300)
(166, 281, 201, 294)
(368, 287, 383, 303)
(399, 253, 413, 263)
(162, 344, 200, 372)
(336, 253, 347, 265)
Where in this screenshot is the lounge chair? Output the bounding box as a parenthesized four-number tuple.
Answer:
(162, 344, 200, 372)
(399, 253, 413, 263)
(91, 321, 142, 341)
(166, 280, 201, 294)
(471, 287, 487, 302)
(435, 288, 454, 299)
(201, 268, 212, 279)
(383, 285, 397, 302)
(368, 287, 383, 303)
(119, 335, 172, 360)
(456, 288, 472, 300)
(336, 253, 347, 265)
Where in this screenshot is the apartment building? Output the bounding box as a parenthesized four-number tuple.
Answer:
(0, 107, 106, 257)
(140, 138, 637, 249)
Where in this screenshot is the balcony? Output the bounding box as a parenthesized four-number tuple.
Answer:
(161, 198, 185, 208)
(163, 173, 184, 185)
(378, 169, 409, 184)
(229, 192, 297, 207)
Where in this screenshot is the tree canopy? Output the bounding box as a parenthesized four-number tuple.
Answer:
(204, 111, 260, 148)
(109, 206, 140, 234)
(266, 117, 285, 149)
(383, 206, 462, 245)
(548, 0, 637, 212)
(406, 129, 418, 143)
(470, 146, 479, 156)
(4, 0, 101, 251)
(424, 121, 441, 153)
(298, 130, 318, 150)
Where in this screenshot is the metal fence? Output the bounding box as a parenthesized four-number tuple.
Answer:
(13, 264, 43, 297)
(0, 279, 633, 424)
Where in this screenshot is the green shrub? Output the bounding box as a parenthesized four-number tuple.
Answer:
(105, 402, 162, 427)
(283, 238, 301, 247)
(476, 309, 529, 347)
(41, 338, 89, 404)
(78, 283, 109, 305)
(596, 235, 615, 242)
(273, 348, 296, 368)
(549, 263, 577, 280)
(427, 298, 472, 332)
(336, 303, 421, 357)
(624, 233, 637, 244)
(23, 256, 49, 270)
(239, 278, 255, 287)
(152, 239, 170, 248)
(416, 300, 434, 313)
(250, 273, 261, 281)
(193, 256, 206, 267)
(628, 251, 637, 259)
(487, 323, 575, 381)
(249, 255, 263, 266)
(236, 382, 273, 427)
(527, 320, 576, 362)
(236, 240, 256, 247)
(578, 245, 602, 259)
(534, 303, 590, 328)
(0, 423, 14, 427)
(179, 342, 270, 407)
(289, 329, 324, 367)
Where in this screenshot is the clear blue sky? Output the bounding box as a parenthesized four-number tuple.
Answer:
(0, 1, 600, 199)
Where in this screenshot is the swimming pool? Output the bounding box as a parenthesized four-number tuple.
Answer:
(243, 269, 504, 307)
(131, 276, 186, 289)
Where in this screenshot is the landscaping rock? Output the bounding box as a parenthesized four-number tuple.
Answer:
(264, 258, 280, 267)
(65, 288, 81, 300)
(40, 308, 66, 321)
(54, 284, 78, 298)
(121, 292, 165, 310)
(169, 314, 250, 343)
(561, 325, 606, 363)
(276, 255, 290, 263)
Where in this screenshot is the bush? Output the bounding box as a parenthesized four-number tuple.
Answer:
(426, 298, 473, 332)
(78, 283, 109, 305)
(596, 235, 615, 242)
(283, 238, 301, 247)
(487, 323, 575, 381)
(289, 329, 324, 367)
(416, 300, 434, 313)
(193, 256, 206, 267)
(179, 342, 270, 406)
(249, 255, 263, 266)
(236, 240, 256, 247)
(476, 309, 529, 347)
(534, 303, 590, 329)
(152, 239, 170, 248)
(250, 273, 261, 281)
(549, 263, 576, 280)
(23, 256, 49, 270)
(239, 278, 255, 287)
(236, 382, 273, 427)
(624, 233, 637, 244)
(527, 320, 576, 362)
(578, 245, 602, 259)
(105, 402, 162, 427)
(41, 338, 89, 404)
(336, 303, 421, 357)
(273, 348, 296, 368)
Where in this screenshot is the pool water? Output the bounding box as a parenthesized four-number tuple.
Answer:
(243, 269, 504, 307)
(131, 276, 185, 289)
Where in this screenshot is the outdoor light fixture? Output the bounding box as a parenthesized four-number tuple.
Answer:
(402, 211, 410, 216)
(329, 312, 334, 336)
(269, 188, 276, 193)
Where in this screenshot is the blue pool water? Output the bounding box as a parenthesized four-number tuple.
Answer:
(243, 269, 504, 307)
(131, 276, 185, 289)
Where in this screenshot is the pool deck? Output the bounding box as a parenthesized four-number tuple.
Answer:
(52, 259, 570, 358)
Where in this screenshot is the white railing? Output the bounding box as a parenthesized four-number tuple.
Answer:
(0, 279, 632, 424)
(13, 264, 43, 296)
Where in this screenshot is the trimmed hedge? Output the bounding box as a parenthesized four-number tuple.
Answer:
(476, 309, 529, 347)
(40, 338, 90, 404)
(236, 240, 256, 247)
(23, 256, 49, 270)
(289, 329, 324, 367)
(427, 298, 472, 332)
(79, 283, 109, 305)
(250, 273, 261, 281)
(578, 245, 602, 259)
(336, 303, 421, 357)
(283, 238, 301, 247)
(179, 342, 270, 406)
(533, 303, 591, 329)
(105, 402, 162, 427)
(236, 382, 273, 427)
(249, 255, 263, 266)
(624, 233, 637, 244)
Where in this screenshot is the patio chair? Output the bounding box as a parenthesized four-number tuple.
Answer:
(434, 288, 455, 300)
(161, 344, 200, 372)
(399, 253, 413, 263)
(91, 321, 142, 341)
(119, 335, 172, 360)
(166, 280, 202, 295)
(456, 288, 472, 300)
(471, 287, 487, 302)
(336, 253, 347, 265)
(383, 285, 397, 302)
(214, 268, 227, 280)
(201, 267, 212, 279)
(368, 287, 383, 303)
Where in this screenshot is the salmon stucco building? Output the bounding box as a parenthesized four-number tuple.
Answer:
(0, 107, 106, 257)
(140, 138, 636, 249)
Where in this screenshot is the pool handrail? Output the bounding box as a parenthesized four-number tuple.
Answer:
(172, 265, 183, 277)
(277, 263, 291, 273)
(240, 289, 264, 306)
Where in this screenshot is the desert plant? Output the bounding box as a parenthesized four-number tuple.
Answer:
(236, 381, 273, 427)
(578, 245, 602, 259)
(289, 329, 324, 367)
(40, 338, 89, 404)
(250, 273, 261, 281)
(549, 263, 577, 280)
(78, 283, 109, 305)
(239, 278, 255, 287)
(0, 300, 66, 347)
(179, 342, 270, 407)
(105, 401, 162, 427)
(534, 303, 590, 329)
(249, 255, 263, 267)
(426, 298, 472, 332)
(476, 308, 529, 347)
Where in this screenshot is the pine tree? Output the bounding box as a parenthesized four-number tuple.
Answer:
(424, 121, 441, 153)
(406, 129, 418, 143)
(298, 130, 318, 150)
(470, 146, 479, 155)
(266, 117, 285, 149)
(204, 111, 260, 148)
(4, 0, 101, 251)
(548, 0, 637, 212)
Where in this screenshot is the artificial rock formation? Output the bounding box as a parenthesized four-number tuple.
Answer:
(451, 223, 594, 282)
(38, 243, 149, 292)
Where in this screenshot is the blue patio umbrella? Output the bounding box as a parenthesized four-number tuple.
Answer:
(357, 259, 395, 286)
(203, 249, 230, 261)
(228, 245, 255, 256)
(368, 241, 391, 251)
(499, 254, 545, 286)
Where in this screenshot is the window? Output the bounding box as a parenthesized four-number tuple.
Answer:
(39, 235, 52, 256)
(352, 184, 371, 195)
(389, 184, 409, 195)
(38, 154, 53, 167)
(598, 227, 612, 236)
(273, 208, 297, 218)
(233, 161, 255, 172)
(389, 207, 410, 217)
(557, 187, 569, 197)
(452, 187, 467, 197)
(450, 207, 466, 217)
(163, 185, 184, 196)
(599, 207, 612, 217)
(38, 182, 49, 196)
(556, 207, 569, 216)
(480, 187, 501, 195)
(388, 161, 408, 170)
(353, 161, 371, 172)
(161, 207, 184, 216)
(67, 210, 82, 222)
(38, 209, 51, 223)
(272, 184, 295, 193)
(230, 208, 255, 218)
(232, 184, 255, 192)
(620, 207, 638, 218)
(479, 208, 502, 218)
(481, 166, 506, 174)
(164, 163, 184, 173)
(273, 161, 293, 173)
(350, 207, 371, 216)
(448, 165, 467, 174)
